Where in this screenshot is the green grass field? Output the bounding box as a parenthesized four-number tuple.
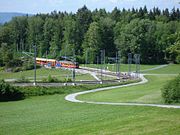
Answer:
(78, 75, 177, 104)
(78, 64, 180, 103)
(1, 94, 180, 135)
(0, 64, 180, 135)
(81, 64, 160, 72)
(0, 68, 95, 81)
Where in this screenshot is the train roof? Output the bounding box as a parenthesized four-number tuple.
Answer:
(36, 58, 78, 64)
(36, 57, 56, 62)
(59, 60, 78, 64)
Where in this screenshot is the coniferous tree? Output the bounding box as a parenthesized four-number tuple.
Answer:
(76, 5, 92, 50)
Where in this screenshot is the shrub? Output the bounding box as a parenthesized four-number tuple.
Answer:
(0, 80, 24, 101)
(64, 78, 72, 82)
(47, 75, 59, 82)
(162, 74, 180, 103)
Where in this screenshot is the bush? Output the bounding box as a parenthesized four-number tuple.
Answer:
(47, 75, 58, 82)
(0, 80, 24, 101)
(64, 78, 72, 82)
(162, 74, 180, 103)
(16, 75, 30, 83)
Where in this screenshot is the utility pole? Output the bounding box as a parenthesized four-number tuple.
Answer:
(100, 50, 103, 83)
(33, 44, 37, 86)
(128, 53, 132, 76)
(134, 54, 140, 78)
(72, 49, 76, 83)
(97, 55, 99, 73)
(85, 49, 89, 67)
(103, 50, 106, 80)
(116, 51, 121, 80)
(97, 55, 99, 65)
(100, 49, 105, 83)
(65, 45, 67, 60)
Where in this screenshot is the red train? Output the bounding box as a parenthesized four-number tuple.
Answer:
(36, 58, 79, 68)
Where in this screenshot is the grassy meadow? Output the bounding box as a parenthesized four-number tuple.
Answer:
(78, 75, 177, 104)
(0, 64, 180, 135)
(1, 94, 180, 135)
(0, 68, 95, 81)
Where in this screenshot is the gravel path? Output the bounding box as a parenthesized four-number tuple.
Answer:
(65, 73, 180, 109)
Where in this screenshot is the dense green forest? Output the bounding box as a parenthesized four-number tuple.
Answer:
(0, 6, 180, 68)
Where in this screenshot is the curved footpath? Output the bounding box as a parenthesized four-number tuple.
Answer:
(65, 73, 180, 109)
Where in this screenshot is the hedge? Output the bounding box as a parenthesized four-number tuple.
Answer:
(0, 80, 24, 101)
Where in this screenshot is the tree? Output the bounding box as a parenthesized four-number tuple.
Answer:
(0, 43, 13, 68)
(43, 18, 55, 57)
(49, 19, 63, 58)
(138, 7, 144, 18)
(163, 8, 170, 18)
(10, 16, 28, 52)
(111, 7, 121, 22)
(99, 17, 116, 57)
(76, 5, 92, 51)
(92, 8, 107, 22)
(170, 7, 176, 20)
(0, 24, 13, 46)
(166, 32, 180, 63)
(27, 16, 44, 54)
(148, 10, 155, 20)
(114, 19, 158, 64)
(61, 15, 77, 57)
(82, 22, 102, 63)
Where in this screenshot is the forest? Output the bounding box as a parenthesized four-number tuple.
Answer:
(0, 5, 180, 69)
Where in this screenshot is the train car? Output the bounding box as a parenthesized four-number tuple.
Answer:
(59, 61, 79, 68)
(36, 58, 79, 68)
(36, 58, 56, 67)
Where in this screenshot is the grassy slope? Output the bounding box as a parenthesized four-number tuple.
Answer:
(0, 95, 180, 135)
(78, 75, 176, 104)
(0, 68, 95, 81)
